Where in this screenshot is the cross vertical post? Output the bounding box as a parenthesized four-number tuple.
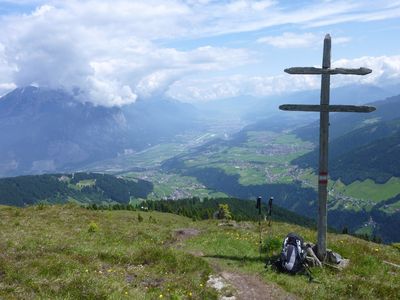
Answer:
(279, 34, 375, 260)
(318, 35, 331, 259)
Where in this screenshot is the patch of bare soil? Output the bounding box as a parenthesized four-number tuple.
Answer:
(220, 270, 296, 300)
(172, 228, 297, 300)
(170, 228, 201, 249)
(174, 228, 201, 240)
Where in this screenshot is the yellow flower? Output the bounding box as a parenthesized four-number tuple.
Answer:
(125, 291, 128, 295)
(200, 283, 203, 287)
(159, 294, 163, 298)
(374, 248, 379, 252)
(189, 292, 192, 296)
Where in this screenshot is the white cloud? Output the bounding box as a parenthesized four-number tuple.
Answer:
(168, 74, 320, 102)
(331, 55, 400, 87)
(168, 55, 400, 102)
(0, 1, 253, 106)
(258, 32, 318, 48)
(306, 2, 400, 27)
(0, 42, 17, 95)
(257, 32, 350, 48)
(0, 1, 399, 105)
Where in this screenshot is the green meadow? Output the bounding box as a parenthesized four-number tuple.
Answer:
(1, 204, 399, 299)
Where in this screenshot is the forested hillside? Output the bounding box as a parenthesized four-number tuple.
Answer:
(0, 173, 153, 206)
(294, 119, 400, 183)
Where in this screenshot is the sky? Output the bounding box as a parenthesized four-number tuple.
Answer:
(0, 0, 400, 106)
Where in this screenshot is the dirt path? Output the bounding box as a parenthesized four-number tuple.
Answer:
(172, 228, 297, 300)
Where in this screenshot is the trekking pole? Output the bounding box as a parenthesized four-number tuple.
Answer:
(256, 196, 262, 257)
(302, 261, 322, 283)
(268, 196, 273, 226)
(302, 262, 313, 282)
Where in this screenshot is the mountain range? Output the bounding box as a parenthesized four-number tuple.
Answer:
(0, 87, 202, 176)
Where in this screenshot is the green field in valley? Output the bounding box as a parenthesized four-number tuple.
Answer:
(180, 131, 314, 186)
(124, 171, 228, 200)
(333, 178, 400, 203)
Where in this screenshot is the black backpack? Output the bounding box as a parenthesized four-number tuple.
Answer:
(279, 233, 306, 274)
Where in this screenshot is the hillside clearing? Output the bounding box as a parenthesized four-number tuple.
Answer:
(0, 205, 399, 299)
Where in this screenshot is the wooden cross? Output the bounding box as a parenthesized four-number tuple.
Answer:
(279, 34, 376, 260)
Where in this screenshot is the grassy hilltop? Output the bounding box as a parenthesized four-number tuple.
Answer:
(0, 204, 399, 299)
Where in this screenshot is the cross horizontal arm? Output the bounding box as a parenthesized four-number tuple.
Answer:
(279, 104, 376, 113)
(332, 67, 372, 75)
(284, 67, 372, 75)
(284, 67, 326, 75)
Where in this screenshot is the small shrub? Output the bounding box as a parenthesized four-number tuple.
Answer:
(138, 213, 143, 223)
(88, 221, 99, 233)
(36, 202, 45, 210)
(217, 204, 232, 220)
(392, 243, 400, 252)
(263, 236, 282, 256)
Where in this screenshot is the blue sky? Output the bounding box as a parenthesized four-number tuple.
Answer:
(0, 0, 399, 105)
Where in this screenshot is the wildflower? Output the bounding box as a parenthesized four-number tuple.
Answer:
(189, 292, 192, 296)
(125, 292, 128, 295)
(159, 294, 163, 298)
(85, 269, 89, 273)
(200, 283, 203, 287)
(374, 248, 379, 252)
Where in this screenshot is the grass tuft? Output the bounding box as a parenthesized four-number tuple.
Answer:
(87, 221, 99, 233)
